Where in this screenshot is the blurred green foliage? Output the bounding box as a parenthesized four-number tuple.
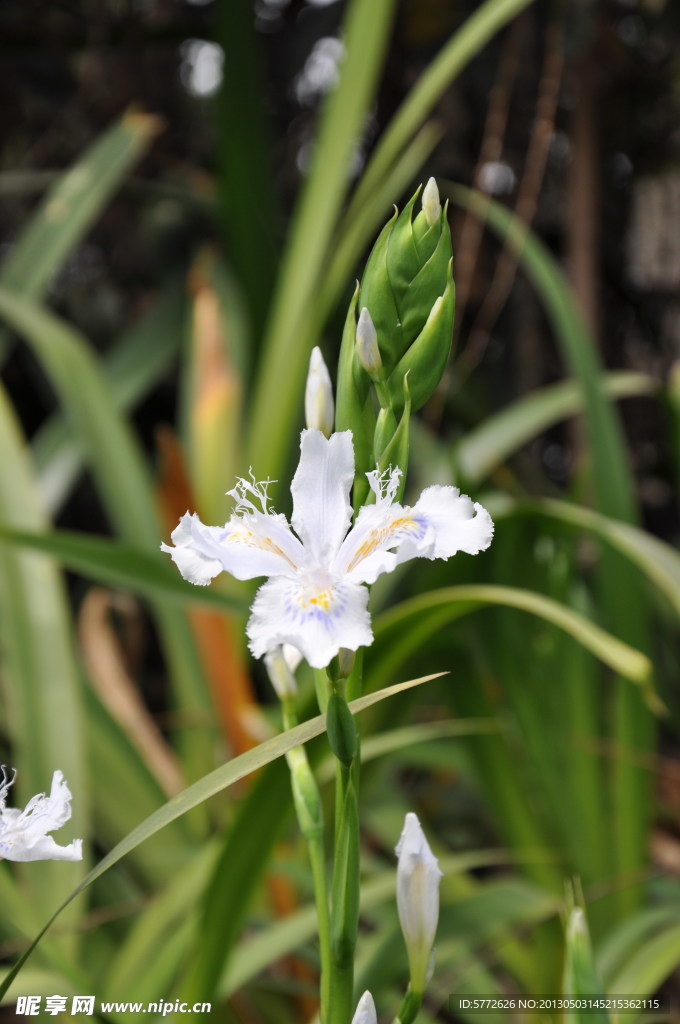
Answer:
(0, 1, 679, 1022)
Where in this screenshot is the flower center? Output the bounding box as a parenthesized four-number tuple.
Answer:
(295, 571, 338, 614)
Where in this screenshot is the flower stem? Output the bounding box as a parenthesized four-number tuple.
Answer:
(282, 699, 332, 1024)
(391, 987, 423, 1024)
(326, 670, 361, 1024)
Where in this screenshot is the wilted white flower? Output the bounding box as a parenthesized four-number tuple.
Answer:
(422, 176, 441, 226)
(351, 991, 377, 1024)
(395, 812, 442, 995)
(305, 346, 335, 438)
(162, 430, 493, 669)
(0, 768, 82, 862)
(356, 307, 382, 377)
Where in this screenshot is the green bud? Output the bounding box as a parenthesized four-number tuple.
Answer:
(357, 181, 454, 408)
(388, 268, 454, 413)
(326, 691, 357, 767)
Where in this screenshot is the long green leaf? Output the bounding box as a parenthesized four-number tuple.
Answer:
(0, 110, 160, 358)
(606, 924, 680, 1015)
(501, 499, 680, 617)
(448, 184, 652, 920)
(0, 672, 444, 1000)
(33, 285, 185, 515)
(456, 373, 659, 486)
(374, 585, 653, 695)
(349, 0, 536, 219)
(0, 386, 86, 954)
(0, 527, 244, 614)
(247, 0, 398, 481)
(0, 288, 215, 782)
(223, 853, 552, 997)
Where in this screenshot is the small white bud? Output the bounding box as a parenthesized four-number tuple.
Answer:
(264, 645, 298, 701)
(305, 346, 334, 438)
(351, 991, 377, 1024)
(395, 812, 442, 996)
(422, 177, 441, 226)
(356, 307, 382, 376)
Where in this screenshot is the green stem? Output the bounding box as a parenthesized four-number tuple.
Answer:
(391, 987, 423, 1024)
(327, 672, 361, 1024)
(283, 699, 332, 1024)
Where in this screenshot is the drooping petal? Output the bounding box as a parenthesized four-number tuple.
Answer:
(291, 430, 354, 566)
(0, 770, 82, 863)
(2, 835, 83, 863)
(408, 486, 494, 559)
(161, 509, 304, 585)
(246, 573, 373, 669)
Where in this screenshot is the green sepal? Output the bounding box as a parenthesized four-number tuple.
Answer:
(326, 691, 357, 767)
(373, 406, 398, 464)
(358, 208, 402, 369)
(330, 778, 360, 967)
(411, 208, 441, 262)
(399, 204, 452, 346)
(386, 190, 423, 321)
(390, 265, 455, 413)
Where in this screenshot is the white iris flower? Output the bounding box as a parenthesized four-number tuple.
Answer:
(162, 429, 493, 669)
(0, 768, 83, 862)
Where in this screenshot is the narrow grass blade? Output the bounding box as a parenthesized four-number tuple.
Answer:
(247, 0, 399, 482)
(374, 585, 653, 696)
(33, 285, 184, 515)
(448, 184, 653, 919)
(0, 672, 445, 999)
(0, 527, 243, 614)
(563, 907, 610, 1024)
(350, 0, 536, 219)
(0, 288, 216, 782)
(0, 386, 86, 954)
(502, 499, 680, 617)
(456, 372, 659, 486)
(0, 110, 160, 358)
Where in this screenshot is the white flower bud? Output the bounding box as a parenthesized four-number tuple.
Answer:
(305, 346, 334, 438)
(422, 177, 441, 226)
(395, 812, 442, 995)
(356, 307, 382, 377)
(264, 645, 298, 701)
(351, 991, 377, 1024)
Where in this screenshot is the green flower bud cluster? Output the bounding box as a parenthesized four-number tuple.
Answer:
(336, 179, 454, 507)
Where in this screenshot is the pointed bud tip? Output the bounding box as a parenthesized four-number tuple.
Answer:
(422, 177, 441, 226)
(356, 307, 383, 376)
(304, 346, 334, 437)
(351, 991, 377, 1024)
